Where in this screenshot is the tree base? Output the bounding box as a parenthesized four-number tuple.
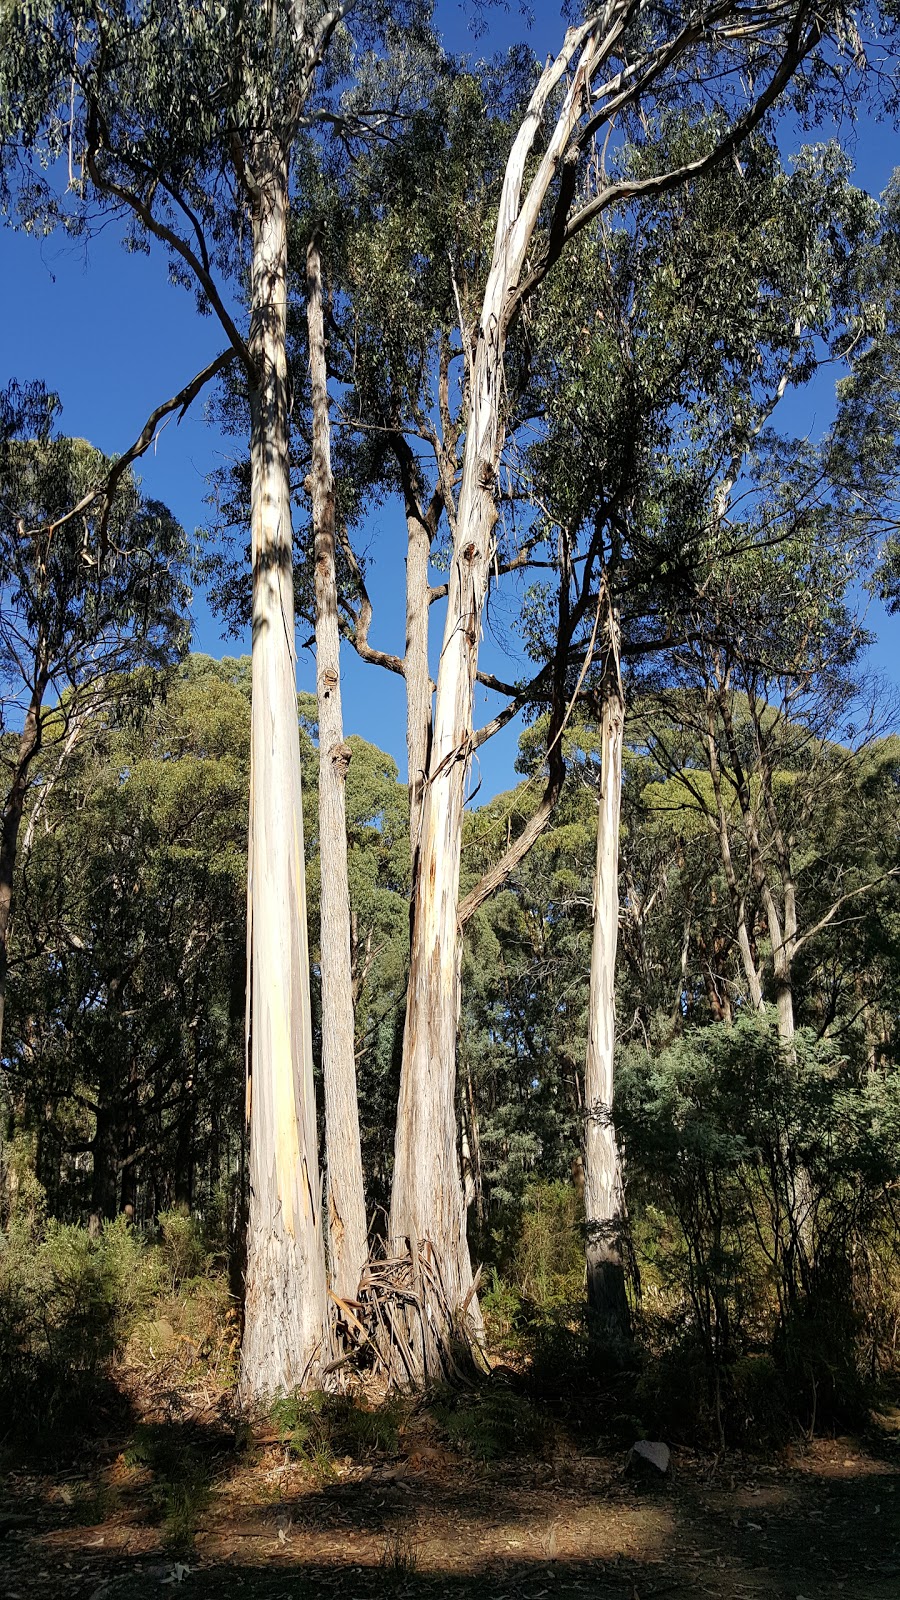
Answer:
(325, 1240, 487, 1390)
(586, 1253, 633, 1352)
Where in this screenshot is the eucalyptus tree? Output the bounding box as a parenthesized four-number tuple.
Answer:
(305, 54, 534, 863)
(517, 133, 888, 1333)
(646, 552, 897, 1046)
(636, 147, 899, 1053)
(305, 236, 367, 1301)
(384, 2, 882, 1375)
(200, 51, 550, 1315)
(0, 0, 431, 1395)
(0, 401, 190, 1063)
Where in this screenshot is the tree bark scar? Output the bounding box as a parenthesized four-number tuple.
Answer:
(330, 741, 352, 779)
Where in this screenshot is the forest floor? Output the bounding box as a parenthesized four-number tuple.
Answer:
(2, 1371, 899, 1600)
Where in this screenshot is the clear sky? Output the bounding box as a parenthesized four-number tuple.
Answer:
(1, 2, 897, 796)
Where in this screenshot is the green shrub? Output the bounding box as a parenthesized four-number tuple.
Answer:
(0, 1214, 158, 1444)
(156, 1209, 209, 1287)
(513, 1181, 585, 1312)
(271, 1390, 406, 1476)
(618, 1014, 900, 1440)
(124, 1423, 214, 1552)
(0, 1212, 235, 1452)
(429, 1379, 549, 1461)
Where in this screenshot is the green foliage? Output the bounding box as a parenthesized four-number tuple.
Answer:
(270, 1390, 406, 1476)
(429, 1378, 548, 1461)
(0, 1213, 156, 1443)
(0, 1206, 236, 1451)
(124, 1423, 215, 1552)
(156, 1209, 213, 1287)
(618, 1015, 900, 1439)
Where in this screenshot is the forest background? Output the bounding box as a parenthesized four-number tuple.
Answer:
(2, 0, 900, 1485)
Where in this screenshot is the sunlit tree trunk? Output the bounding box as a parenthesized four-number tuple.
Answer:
(388, 39, 602, 1378)
(582, 669, 630, 1339)
(387, 305, 504, 1371)
(306, 237, 367, 1303)
(0, 678, 45, 1059)
(240, 144, 329, 1402)
(404, 509, 433, 873)
(704, 692, 765, 1013)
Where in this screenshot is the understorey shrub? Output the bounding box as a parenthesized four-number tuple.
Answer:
(618, 1013, 900, 1443)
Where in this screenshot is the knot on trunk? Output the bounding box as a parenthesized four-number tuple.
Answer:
(330, 740, 352, 779)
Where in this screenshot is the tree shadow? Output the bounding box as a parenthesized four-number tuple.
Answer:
(1, 1410, 898, 1599)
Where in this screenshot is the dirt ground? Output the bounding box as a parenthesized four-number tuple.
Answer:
(2, 1409, 899, 1600)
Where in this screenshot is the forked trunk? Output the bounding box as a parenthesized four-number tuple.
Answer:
(306, 237, 368, 1303)
(240, 144, 329, 1401)
(387, 319, 504, 1377)
(582, 671, 630, 1340)
(388, 34, 603, 1380)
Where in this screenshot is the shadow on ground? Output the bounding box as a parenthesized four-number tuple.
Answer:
(1, 1412, 898, 1600)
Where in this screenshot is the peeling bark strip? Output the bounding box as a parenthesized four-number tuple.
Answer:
(583, 669, 630, 1339)
(307, 236, 368, 1303)
(240, 144, 329, 1402)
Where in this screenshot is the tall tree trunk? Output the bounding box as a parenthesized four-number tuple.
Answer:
(306, 237, 367, 1303)
(388, 42, 599, 1378)
(582, 669, 631, 1340)
(704, 695, 765, 1013)
(404, 509, 433, 872)
(0, 680, 45, 1058)
(240, 143, 329, 1402)
(387, 308, 504, 1373)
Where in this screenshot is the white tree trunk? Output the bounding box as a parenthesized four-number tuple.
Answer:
(388, 30, 605, 1378)
(240, 145, 329, 1402)
(387, 319, 502, 1370)
(582, 673, 630, 1338)
(404, 511, 433, 870)
(306, 237, 368, 1303)
(0, 685, 43, 1061)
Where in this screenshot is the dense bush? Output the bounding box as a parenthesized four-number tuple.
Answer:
(618, 1015, 900, 1441)
(0, 1203, 235, 1451)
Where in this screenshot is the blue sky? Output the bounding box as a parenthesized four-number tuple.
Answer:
(1, 2, 897, 797)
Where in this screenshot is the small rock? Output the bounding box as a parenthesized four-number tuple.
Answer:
(628, 1439, 671, 1475)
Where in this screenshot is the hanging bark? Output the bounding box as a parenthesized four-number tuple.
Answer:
(582, 662, 631, 1340)
(240, 143, 329, 1402)
(306, 236, 368, 1303)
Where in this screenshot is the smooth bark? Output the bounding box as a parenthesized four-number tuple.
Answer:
(0, 677, 46, 1057)
(306, 237, 368, 1302)
(404, 507, 434, 870)
(583, 672, 630, 1338)
(240, 143, 329, 1402)
(386, 6, 823, 1378)
(389, 29, 625, 1373)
